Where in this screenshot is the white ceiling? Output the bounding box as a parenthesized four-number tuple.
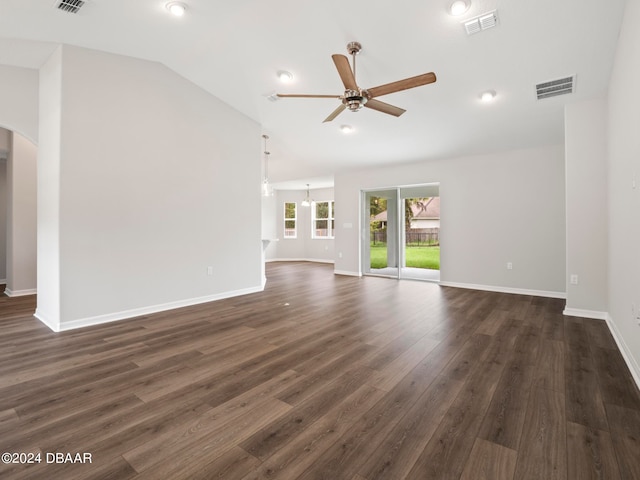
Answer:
(0, 0, 627, 189)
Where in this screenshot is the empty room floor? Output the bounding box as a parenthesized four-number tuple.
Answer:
(1, 262, 639, 479)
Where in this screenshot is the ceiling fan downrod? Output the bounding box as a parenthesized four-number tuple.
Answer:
(347, 41, 362, 84)
(345, 42, 364, 111)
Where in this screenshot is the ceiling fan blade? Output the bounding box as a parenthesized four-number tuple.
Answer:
(367, 72, 437, 98)
(277, 94, 342, 99)
(323, 104, 346, 123)
(365, 99, 406, 117)
(332, 54, 358, 90)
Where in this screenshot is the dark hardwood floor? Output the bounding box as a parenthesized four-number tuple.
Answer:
(1, 262, 640, 479)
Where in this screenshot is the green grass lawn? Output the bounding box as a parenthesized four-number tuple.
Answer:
(370, 245, 440, 270)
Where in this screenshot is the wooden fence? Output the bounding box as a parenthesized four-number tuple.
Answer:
(371, 228, 439, 246)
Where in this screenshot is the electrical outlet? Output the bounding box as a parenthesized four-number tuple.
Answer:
(507, 262, 513, 270)
(570, 274, 579, 285)
(207, 266, 213, 276)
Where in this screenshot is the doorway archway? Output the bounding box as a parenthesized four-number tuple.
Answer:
(0, 126, 37, 297)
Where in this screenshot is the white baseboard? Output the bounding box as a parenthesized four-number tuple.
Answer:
(0, 278, 6, 284)
(438, 281, 566, 299)
(4, 288, 37, 297)
(605, 313, 640, 391)
(266, 258, 335, 264)
(334, 270, 362, 277)
(35, 285, 264, 333)
(34, 310, 59, 332)
(563, 307, 608, 320)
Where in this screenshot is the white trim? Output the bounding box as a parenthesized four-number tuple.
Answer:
(4, 288, 37, 297)
(35, 285, 264, 333)
(311, 200, 335, 239)
(562, 307, 608, 320)
(34, 310, 59, 332)
(438, 281, 566, 299)
(266, 258, 335, 264)
(283, 201, 297, 239)
(605, 313, 640, 391)
(0, 278, 6, 284)
(334, 270, 362, 277)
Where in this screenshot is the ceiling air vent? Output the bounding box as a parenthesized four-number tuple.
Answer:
(536, 75, 575, 100)
(56, 0, 85, 14)
(464, 10, 499, 35)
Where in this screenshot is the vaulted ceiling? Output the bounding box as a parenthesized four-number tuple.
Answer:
(0, 0, 627, 188)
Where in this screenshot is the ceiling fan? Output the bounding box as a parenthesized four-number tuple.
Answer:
(277, 41, 437, 123)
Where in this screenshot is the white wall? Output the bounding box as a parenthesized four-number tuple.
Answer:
(0, 159, 6, 282)
(335, 145, 566, 296)
(268, 187, 335, 263)
(0, 65, 39, 143)
(607, 0, 640, 383)
(36, 45, 263, 330)
(6, 132, 37, 296)
(261, 194, 277, 240)
(0, 66, 39, 289)
(564, 98, 608, 316)
(36, 46, 62, 327)
(0, 126, 8, 282)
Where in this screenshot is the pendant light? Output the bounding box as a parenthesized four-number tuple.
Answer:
(262, 134, 273, 197)
(302, 184, 312, 207)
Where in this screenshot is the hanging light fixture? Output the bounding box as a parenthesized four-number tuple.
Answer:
(262, 134, 273, 197)
(302, 184, 312, 207)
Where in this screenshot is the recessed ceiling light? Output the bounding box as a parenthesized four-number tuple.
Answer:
(277, 70, 293, 83)
(340, 124, 354, 134)
(480, 90, 496, 102)
(449, 0, 470, 16)
(166, 2, 187, 17)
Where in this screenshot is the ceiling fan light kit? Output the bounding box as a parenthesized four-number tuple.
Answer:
(276, 41, 437, 123)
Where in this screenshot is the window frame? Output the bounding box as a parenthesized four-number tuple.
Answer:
(311, 200, 335, 239)
(283, 201, 297, 239)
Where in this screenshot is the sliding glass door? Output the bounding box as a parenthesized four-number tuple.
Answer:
(399, 184, 440, 282)
(363, 189, 400, 278)
(362, 184, 440, 282)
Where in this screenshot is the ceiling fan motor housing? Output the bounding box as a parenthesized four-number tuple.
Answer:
(344, 89, 367, 111)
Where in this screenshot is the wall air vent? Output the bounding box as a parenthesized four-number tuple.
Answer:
(464, 10, 499, 35)
(536, 75, 575, 100)
(56, 0, 85, 14)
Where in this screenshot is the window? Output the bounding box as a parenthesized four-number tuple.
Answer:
(284, 202, 297, 238)
(312, 201, 335, 238)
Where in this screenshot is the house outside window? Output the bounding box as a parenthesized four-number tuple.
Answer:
(284, 202, 297, 238)
(312, 201, 334, 238)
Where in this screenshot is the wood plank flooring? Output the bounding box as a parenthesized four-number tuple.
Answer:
(1, 262, 640, 479)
